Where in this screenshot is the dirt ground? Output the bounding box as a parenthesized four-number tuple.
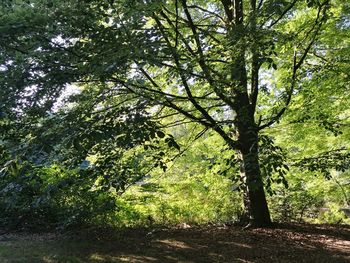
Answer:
(0, 223, 349, 262)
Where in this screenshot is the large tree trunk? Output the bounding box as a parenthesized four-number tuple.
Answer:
(232, 78, 272, 226)
(227, 0, 271, 227)
(238, 131, 271, 226)
(234, 90, 271, 226)
(232, 64, 271, 226)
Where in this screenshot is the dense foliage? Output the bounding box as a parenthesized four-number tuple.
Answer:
(0, 0, 349, 229)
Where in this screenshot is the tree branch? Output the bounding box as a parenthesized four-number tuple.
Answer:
(264, 0, 299, 29)
(259, 2, 329, 130)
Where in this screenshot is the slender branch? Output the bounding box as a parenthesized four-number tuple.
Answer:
(111, 72, 208, 101)
(116, 78, 211, 126)
(159, 10, 196, 56)
(154, 15, 214, 119)
(259, 3, 328, 130)
(153, 102, 226, 121)
(181, 0, 236, 110)
(187, 4, 226, 24)
(257, 0, 264, 10)
(333, 177, 350, 206)
(175, 0, 179, 48)
(161, 119, 194, 129)
(264, 0, 299, 29)
(90, 96, 139, 116)
(250, 0, 260, 112)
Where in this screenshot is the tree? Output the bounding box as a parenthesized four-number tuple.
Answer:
(0, 0, 338, 226)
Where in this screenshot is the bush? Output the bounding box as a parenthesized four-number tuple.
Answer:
(316, 203, 350, 224)
(0, 159, 117, 230)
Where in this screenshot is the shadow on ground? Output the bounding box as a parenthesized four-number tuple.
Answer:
(0, 223, 349, 262)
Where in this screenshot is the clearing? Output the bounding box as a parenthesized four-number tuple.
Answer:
(0, 223, 349, 262)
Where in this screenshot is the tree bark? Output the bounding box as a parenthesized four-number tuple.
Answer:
(234, 89, 271, 226)
(238, 134, 272, 226)
(229, 0, 272, 227)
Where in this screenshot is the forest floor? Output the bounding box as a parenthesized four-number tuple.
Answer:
(0, 223, 349, 262)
